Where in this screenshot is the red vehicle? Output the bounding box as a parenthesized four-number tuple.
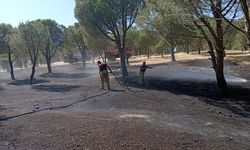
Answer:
(105, 47, 134, 61)
(63, 51, 91, 63)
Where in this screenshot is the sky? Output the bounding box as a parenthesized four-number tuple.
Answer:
(0, 0, 78, 27)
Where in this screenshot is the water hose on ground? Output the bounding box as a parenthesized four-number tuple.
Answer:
(0, 90, 109, 121)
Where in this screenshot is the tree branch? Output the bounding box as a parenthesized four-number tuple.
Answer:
(209, 0, 245, 33)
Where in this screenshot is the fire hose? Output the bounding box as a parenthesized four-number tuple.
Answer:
(0, 54, 142, 121)
(0, 90, 109, 121)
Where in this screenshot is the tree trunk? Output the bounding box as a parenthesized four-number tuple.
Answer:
(7, 51, 15, 80)
(216, 56, 227, 90)
(69, 54, 74, 64)
(23, 59, 27, 68)
(82, 57, 86, 69)
(119, 29, 129, 76)
(215, 46, 227, 92)
(196, 39, 202, 55)
(46, 56, 53, 73)
(240, 0, 250, 49)
(126, 54, 129, 66)
(79, 49, 86, 69)
(9, 61, 15, 80)
(170, 46, 176, 61)
(214, 0, 227, 92)
(30, 65, 36, 85)
(186, 46, 190, 54)
(193, 21, 217, 71)
(244, 21, 250, 50)
(198, 48, 201, 55)
(147, 50, 150, 58)
(119, 46, 128, 77)
(92, 56, 95, 64)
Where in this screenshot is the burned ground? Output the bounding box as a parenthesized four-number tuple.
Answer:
(0, 53, 250, 150)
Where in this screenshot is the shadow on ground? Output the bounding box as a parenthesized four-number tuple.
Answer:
(178, 59, 237, 68)
(0, 105, 7, 122)
(8, 79, 49, 86)
(76, 67, 95, 71)
(32, 84, 80, 92)
(0, 86, 5, 92)
(39, 73, 92, 79)
(0, 105, 6, 111)
(124, 76, 250, 117)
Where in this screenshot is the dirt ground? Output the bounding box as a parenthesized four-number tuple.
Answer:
(0, 52, 250, 150)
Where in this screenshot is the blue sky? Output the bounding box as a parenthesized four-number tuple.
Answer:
(0, 0, 78, 27)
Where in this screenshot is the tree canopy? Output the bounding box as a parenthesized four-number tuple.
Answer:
(75, 0, 145, 77)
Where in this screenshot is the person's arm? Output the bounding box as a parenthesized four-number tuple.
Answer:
(146, 65, 153, 69)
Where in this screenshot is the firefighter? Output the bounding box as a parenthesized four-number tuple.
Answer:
(138, 61, 152, 86)
(97, 60, 110, 89)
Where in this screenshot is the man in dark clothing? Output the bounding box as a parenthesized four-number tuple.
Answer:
(139, 61, 152, 86)
(97, 60, 110, 89)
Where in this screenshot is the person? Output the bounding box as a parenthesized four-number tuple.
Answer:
(97, 60, 110, 89)
(138, 61, 152, 86)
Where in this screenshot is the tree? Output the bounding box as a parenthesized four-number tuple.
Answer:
(217, 0, 250, 49)
(155, 37, 169, 57)
(182, 0, 242, 92)
(75, 0, 145, 77)
(19, 21, 47, 85)
(196, 1, 250, 50)
(146, 0, 196, 61)
(224, 21, 246, 50)
(0, 23, 16, 80)
(240, 0, 250, 49)
(40, 19, 64, 73)
(82, 24, 112, 63)
(10, 30, 30, 69)
(126, 28, 140, 55)
(137, 29, 159, 58)
(64, 23, 88, 69)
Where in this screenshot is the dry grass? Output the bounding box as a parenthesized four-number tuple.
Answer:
(129, 51, 250, 66)
(129, 52, 209, 66)
(226, 51, 250, 65)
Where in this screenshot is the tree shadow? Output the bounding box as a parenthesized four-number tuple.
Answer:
(0, 86, 5, 92)
(229, 55, 250, 63)
(8, 79, 50, 86)
(125, 76, 250, 118)
(39, 72, 91, 79)
(76, 67, 98, 71)
(178, 59, 237, 68)
(0, 105, 7, 123)
(32, 84, 80, 92)
(0, 105, 6, 110)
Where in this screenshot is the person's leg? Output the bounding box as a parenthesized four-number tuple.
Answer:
(106, 75, 110, 89)
(141, 72, 145, 85)
(100, 72, 104, 89)
(139, 71, 143, 86)
(103, 70, 110, 89)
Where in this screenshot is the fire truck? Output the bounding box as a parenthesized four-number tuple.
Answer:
(105, 47, 134, 61)
(63, 51, 91, 63)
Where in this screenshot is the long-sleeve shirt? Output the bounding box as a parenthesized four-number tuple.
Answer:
(99, 64, 108, 72)
(140, 64, 150, 72)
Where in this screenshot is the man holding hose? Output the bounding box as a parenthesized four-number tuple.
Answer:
(139, 61, 152, 86)
(97, 60, 111, 90)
